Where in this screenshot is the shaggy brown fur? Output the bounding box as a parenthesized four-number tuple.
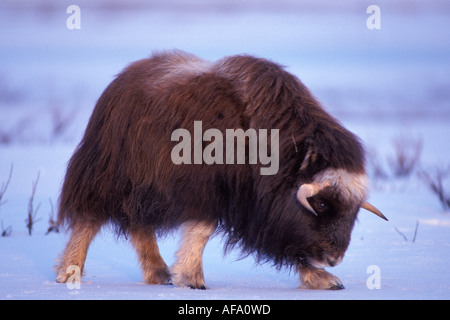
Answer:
(56, 50, 367, 290)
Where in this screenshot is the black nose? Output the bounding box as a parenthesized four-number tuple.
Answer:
(327, 256, 338, 267)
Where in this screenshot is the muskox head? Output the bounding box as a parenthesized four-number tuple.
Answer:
(294, 168, 387, 269)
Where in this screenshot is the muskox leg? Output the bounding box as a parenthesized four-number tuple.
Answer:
(298, 265, 345, 290)
(130, 228, 171, 285)
(171, 221, 217, 289)
(56, 221, 102, 283)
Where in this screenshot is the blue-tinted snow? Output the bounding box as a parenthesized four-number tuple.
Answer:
(1, 0, 449, 300)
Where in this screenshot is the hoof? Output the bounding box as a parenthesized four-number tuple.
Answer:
(143, 267, 172, 285)
(329, 283, 345, 290)
(55, 264, 82, 284)
(299, 266, 345, 290)
(188, 284, 206, 290)
(171, 271, 207, 290)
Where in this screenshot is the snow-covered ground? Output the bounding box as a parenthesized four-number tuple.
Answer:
(1, 0, 450, 300)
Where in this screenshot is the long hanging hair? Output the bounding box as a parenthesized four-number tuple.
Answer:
(58, 50, 366, 268)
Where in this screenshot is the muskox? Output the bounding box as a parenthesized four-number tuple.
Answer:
(56, 50, 387, 290)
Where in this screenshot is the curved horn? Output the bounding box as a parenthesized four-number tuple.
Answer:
(361, 202, 388, 221)
(297, 184, 320, 216)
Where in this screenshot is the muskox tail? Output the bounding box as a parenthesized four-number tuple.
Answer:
(57, 141, 114, 231)
(57, 83, 129, 232)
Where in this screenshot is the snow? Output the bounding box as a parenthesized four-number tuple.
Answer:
(1, 0, 450, 300)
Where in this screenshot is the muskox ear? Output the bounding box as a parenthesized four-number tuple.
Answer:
(299, 145, 318, 171)
(296, 184, 320, 216)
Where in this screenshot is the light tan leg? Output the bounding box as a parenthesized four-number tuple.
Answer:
(56, 221, 102, 283)
(298, 265, 344, 290)
(130, 228, 171, 285)
(171, 220, 217, 289)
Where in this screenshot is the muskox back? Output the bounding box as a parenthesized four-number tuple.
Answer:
(56, 50, 382, 290)
(59, 50, 363, 233)
(58, 51, 254, 235)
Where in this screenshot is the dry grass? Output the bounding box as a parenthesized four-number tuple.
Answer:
(0, 166, 62, 236)
(0, 164, 13, 237)
(25, 171, 42, 236)
(45, 198, 59, 235)
(368, 135, 422, 180)
(0, 105, 76, 145)
(388, 136, 423, 178)
(418, 166, 450, 211)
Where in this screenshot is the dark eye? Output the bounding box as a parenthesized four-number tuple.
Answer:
(316, 200, 328, 212)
